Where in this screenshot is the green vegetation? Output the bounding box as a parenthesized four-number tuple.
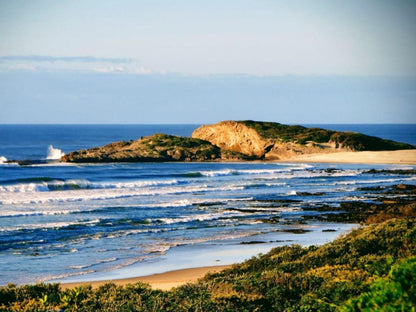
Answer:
(239, 120, 415, 151)
(1, 215, 415, 311)
(142, 134, 210, 150)
(341, 256, 416, 312)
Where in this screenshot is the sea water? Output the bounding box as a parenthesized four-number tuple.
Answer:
(0, 124, 415, 285)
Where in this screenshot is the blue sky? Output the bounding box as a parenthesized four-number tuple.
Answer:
(0, 0, 415, 123)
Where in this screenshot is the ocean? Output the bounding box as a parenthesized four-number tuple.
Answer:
(0, 124, 415, 285)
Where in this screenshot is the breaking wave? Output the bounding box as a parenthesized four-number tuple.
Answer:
(46, 145, 65, 160)
(0, 178, 181, 193)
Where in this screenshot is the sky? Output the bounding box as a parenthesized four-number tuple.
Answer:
(0, 0, 415, 124)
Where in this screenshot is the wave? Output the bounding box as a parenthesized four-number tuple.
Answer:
(0, 177, 61, 185)
(0, 219, 101, 232)
(95, 257, 118, 264)
(335, 176, 416, 186)
(46, 145, 65, 160)
(155, 211, 247, 225)
(194, 167, 364, 180)
(0, 182, 244, 206)
(178, 172, 204, 178)
(0, 178, 181, 193)
(193, 167, 305, 178)
(0, 156, 7, 164)
(199, 169, 238, 177)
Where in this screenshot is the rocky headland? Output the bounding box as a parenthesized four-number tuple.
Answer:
(61, 133, 250, 163)
(61, 121, 414, 163)
(192, 120, 415, 160)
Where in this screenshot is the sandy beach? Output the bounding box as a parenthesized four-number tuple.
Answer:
(60, 265, 232, 291)
(285, 150, 416, 165)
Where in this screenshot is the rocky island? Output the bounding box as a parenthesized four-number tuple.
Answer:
(61, 121, 414, 163)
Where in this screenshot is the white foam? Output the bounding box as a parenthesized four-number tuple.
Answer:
(0, 179, 181, 194)
(46, 145, 65, 160)
(0, 183, 243, 206)
(0, 183, 50, 193)
(198, 167, 307, 177)
(0, 156, 7, 164)
(70, 264, 92, 270)
(0, 219, 100, 232)
(336, 176, 416, 186)
(199, 169, 237, 177)
(156, 211, 245, 225)
(96, 179, 179, 189)
(96, 257, 117, 264)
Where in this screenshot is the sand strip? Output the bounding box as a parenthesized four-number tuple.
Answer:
(284, 150, 416, 165)
(59, 265, 232, 291)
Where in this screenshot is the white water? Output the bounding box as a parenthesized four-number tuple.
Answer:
(46, 145, 65, 160)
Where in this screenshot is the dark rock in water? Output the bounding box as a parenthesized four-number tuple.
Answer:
(296, 192, 326, 196)
(357, 186, 386, 192)
(322, 229, 337, 232)
(61, 133, 250, 163)
(325, 168, 340, 174)
(6, 159, 60, 166)
(281, 229, 311, 234)
(258, 216, 280, 223)
(240, 241, 267, 245)
(394, 184, 416, 191)
(195, 201, 226, 207)
(364, 169, 416, 175)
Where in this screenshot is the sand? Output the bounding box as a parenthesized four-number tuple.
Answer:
(285, 149, 416, 165)
(60, 265, 232, 291)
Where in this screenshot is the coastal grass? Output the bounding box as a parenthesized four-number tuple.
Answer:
(240, 120, 415, 150)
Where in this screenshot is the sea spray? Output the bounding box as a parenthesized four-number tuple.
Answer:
(46, 145, 65, 160)
(0, 156, 7, 164)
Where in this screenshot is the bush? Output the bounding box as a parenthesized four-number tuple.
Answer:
(341, 256, 416, 311)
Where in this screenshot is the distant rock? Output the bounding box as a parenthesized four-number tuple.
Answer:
(192, 120, 414, 160)
(61, 133, 250, 163)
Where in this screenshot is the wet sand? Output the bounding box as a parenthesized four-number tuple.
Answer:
(60, 265, 232, 291)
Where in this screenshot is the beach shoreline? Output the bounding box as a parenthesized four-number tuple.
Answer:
(282, 149, 416, 165)
(54, 151, 416, 291)
(59, 265, 232, 291)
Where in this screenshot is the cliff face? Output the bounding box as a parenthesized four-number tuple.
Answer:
(191, 121, 322, 160)
(62, 133, 248, 163)
(192, 120, 414, 160)
(191, 121, 268, 158)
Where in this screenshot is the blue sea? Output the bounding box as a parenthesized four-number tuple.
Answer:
(0, 124, 415, 285)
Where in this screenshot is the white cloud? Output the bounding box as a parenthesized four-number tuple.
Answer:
(0, 55, 165, 75)
(0, 55, 134, 64)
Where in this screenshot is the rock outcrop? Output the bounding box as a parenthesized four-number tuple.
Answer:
(191, 121, 268, 158)
(61, 133, 249, 163)
(192, 120, 415, 160)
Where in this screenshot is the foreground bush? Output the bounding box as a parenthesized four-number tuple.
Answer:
(341, 256, 416, 312)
